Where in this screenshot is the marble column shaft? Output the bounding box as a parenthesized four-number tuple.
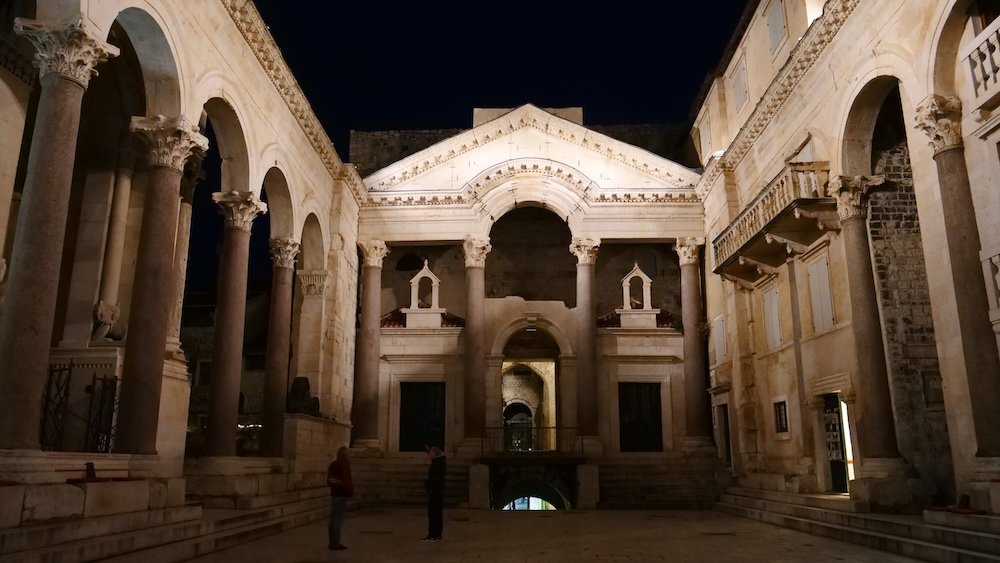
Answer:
(677, 238, 712, 439)
(916, 95, 1000, 456)
(571, 238, 599, 437)
(92, 148, 135, 339)
(117, 116, 207, 454)
(354, 240, 388, 445)
(206, 191, 267, 457)
(835, 184, 900, 459)
(261, 238, 299, 457)
(463, 237, 491, 439)
(166, 178, 196, 354)
(0, 17, 117, 449)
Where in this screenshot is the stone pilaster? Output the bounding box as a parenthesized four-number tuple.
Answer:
(463, 236, 492, 439)
(0, 17, 118, 449)
(261, 238, 300, 456)
(676, 237, 712, 446)
(828, 175, 901, 463)
(354, 240, 389, 448)
(117, 116, 207, 455)
(570, 237, 600, 437)
(915, 95, 1000, 456)
(205, 191, 267, 457)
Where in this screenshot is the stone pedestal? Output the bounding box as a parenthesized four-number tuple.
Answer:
(469, 464, 490, 509)
(576, 464, 600, 509)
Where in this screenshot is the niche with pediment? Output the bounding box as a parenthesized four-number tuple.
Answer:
(401, 260, 446, 328)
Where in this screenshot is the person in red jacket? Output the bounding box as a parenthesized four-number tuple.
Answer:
(327, 446, 353, 550)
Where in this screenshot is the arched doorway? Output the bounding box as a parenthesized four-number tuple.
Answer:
(502, 402, 533, 452)
(500, 329, 559, 453)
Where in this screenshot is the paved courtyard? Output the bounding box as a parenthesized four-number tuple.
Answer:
(187, 508, 919, 562)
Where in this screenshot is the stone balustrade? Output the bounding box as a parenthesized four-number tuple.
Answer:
(963, 16, 1000, 112)
(713, 162, 830, 268)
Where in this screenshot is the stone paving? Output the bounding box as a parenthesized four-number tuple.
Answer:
(186, 508, 920, 562)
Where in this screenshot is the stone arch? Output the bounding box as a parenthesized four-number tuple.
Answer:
(928, 0, 976, 98)
(842, 76, 906, 176)
(490, 318, 573, 357)
(109, 6, 182, 117)
(198, 97, 251, 195)
(261, 167, 294, 240)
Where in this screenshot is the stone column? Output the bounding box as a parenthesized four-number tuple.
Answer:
(205, 191, 267, 457)
(92, 146, 136, 340)
(0, 17, 118, 450)
(676, 237, 712, 445)
(261, 238, 300, 457)
(462, 236, 491, 439)
(570, 238, 600, 437)
(353, 239, 388, 448)
(915, 95, 1000, 456)
(117, 116, 208, 454)
(829, 176, 901, 461)
(165, 155, 203, 356)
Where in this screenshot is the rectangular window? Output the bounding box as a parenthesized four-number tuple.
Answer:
(731, 59, 749, 110)
(398, 382, 446, 452)
(774, 401, 789, 433)
(808, 256, 835, 333)
(712, 314, 728, 363)
(763, 286, 782, 349)
(765, 0, 788, 53)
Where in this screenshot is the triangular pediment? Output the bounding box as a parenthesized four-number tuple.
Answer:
(362, 104, 701, 206)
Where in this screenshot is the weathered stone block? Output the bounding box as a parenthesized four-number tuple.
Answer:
(0, 485, 25, 528)
(577, 464, 599, 510)
(849, 477, 912, 510)
(22, 484, 84, 523)
(991, 481, 1000, 515)
(79, 480, 149, 517)
(148, 480, 167, 509)
(468, 464, 489, 509)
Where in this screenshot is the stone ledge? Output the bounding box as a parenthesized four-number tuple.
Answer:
(0, 485, 25, 529)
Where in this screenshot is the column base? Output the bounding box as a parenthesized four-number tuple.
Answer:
(468, 464, 490, 509)
(683, 435, 716, 454)
(349, 439, 383, 457)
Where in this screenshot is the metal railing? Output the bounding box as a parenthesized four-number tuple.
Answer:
(481, 426, 583, 458)
(712, 161, 830, 267)
(963, 16, 1000, 111)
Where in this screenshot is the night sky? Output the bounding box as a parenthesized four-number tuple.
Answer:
(187, 1, 750, 296)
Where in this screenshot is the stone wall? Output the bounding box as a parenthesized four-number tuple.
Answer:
(870, 142, 951, 499)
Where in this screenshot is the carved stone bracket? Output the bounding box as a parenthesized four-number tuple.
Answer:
(269, 237, 300, 269)
(130, 115, 209, 172)
(739, 256, 778, 277)
(828, 175, 886, 221)
(915, 95, 963, 155)
(297, 269, 329, 297)
(359, 239, 389, 268)
(462, 236, 492, 268)
(794, 207, 841, 232)
(212, 190, 267, 232)
(675, 237, 705, 266)
(14, 15, 120, 88)
(570, 238, 601, 264)
(764, 233, 809, 257)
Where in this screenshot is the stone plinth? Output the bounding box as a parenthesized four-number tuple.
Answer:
(156, 359, 191, 478)
(22, 484, 84, 524)
(184, 456, 290, 507)
(616, 308, 660, 329)
(0, 450, 131, 484)
(284, 414, 349, 482)
(577, 464, 599, 509)
(402, 307, 445, 328)
(148, 478, 186, 509)
(0, 484, 25, 529)
(849, 477, 912, 511)
(77, 479, 149, 517)
(469, 464, 489, 509)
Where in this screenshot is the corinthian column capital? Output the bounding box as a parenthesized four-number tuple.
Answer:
(359, 239, 389, 268)
(212, 190, 267, 232)
(828, 175, 886, 221)
(14, 15, 120, 88)
(675, 237, 705, 266)
(269, 238, 300, 269)
(915, 95, 963, 154)
(130, 115, 209, 171)
(570, 238, 600, 264)
(463, 236, 492, 268)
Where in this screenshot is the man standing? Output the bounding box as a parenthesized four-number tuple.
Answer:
(327, 446, 353, 550)
(423, 445, 446, 542)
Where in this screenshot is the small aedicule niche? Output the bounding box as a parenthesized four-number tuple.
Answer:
(401, 260, 445, 328)
(616, 263, 660, 329)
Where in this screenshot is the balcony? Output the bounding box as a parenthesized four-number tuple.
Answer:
(982, 247, 1000, 334)
(713, 162, 834, 283)
(480, 426, 583, 459)
(962, 16, 1000, 112)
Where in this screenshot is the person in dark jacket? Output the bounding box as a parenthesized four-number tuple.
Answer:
(422, 445, 446, 542)
(327, 446, 353, 550)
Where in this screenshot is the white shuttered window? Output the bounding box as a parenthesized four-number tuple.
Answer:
(763, 286, 782, 349)
(808, 257, 835, 333)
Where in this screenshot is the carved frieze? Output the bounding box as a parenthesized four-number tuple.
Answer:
(914, 95, 964, 154)
(212, 190, 267, 232)
(569, 238, 600, 265)
(269, 237, 301, 269)
(14, 15, 119, 88)
(462, 237, 492, 268)
(359, 239, 389, 268)
(130, 115, 209, 172)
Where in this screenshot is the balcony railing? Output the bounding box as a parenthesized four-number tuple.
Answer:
(962, 16, 1000, 112)
(982, 249, 1000, 333)
(713, 162, 830, 268)
(481, 426, 583, 458)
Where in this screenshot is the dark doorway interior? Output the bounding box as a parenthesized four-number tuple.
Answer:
(718, 404, 732, 468)
(618, 382, 663, 452)
(824, 393, 849, 493)
(399, 382, 445, 452)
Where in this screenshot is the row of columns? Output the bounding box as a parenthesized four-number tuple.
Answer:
(350, 235, 713, 448)
(0, 17, 307, 458)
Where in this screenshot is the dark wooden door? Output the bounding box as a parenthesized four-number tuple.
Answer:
(398, 382, 445, 452)
(618, 382, 663, 452)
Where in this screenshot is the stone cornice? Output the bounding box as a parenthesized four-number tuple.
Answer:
(695, 0, 861, 195)
(219, 0, 366, 205)
(364, 105, 701, 194)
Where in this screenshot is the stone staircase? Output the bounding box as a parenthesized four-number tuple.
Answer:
(597, 453, 723, 509)
(0, 487, 331, 563)
(350, 457, 469, 506)
(717, 486, 1000, 562)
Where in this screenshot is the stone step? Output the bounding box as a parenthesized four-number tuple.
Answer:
(0, 504, 202, 556)
(717, 501, 1000, 563)
(718, 490, 1000, 561)
(724, 486, 871, 513)
(1, 490, 330, 563)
